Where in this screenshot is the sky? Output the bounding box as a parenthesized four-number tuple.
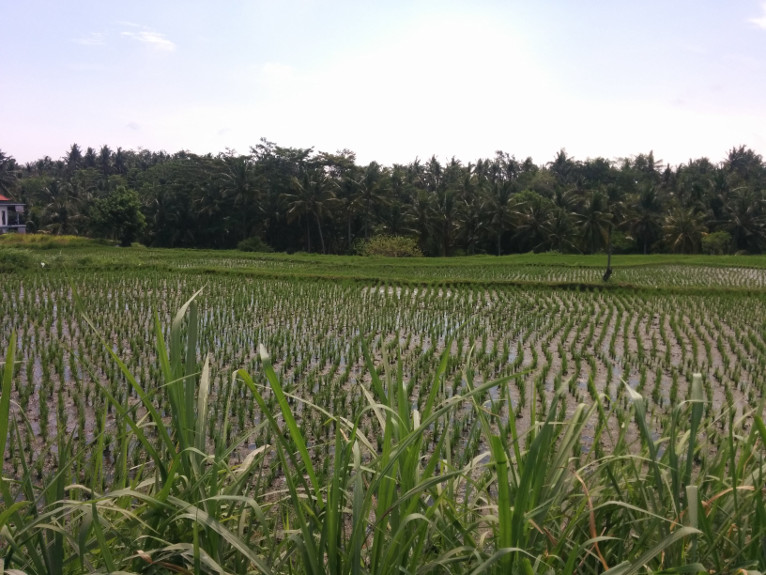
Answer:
(2, 0, 766, 169)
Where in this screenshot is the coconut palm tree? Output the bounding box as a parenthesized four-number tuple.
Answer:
(545, 206, 577, 253)
(425, 157, 464, 257)
(476, 153, 521, 256)
(333, 168, 363, 251)
(663, 207, 707, 254)
(42, 180, 84, 235)
(512, 191, 552, 252)
(65, 143, 83, 176)
(220, 154, 261, 241)
(483, 179, 513, 255)
(357, 161, 389, 240)
(405, 184, 434, 255)
(723, 145, 765, 189)
(624, 186, 663, 254)
(724, 187, 766, 253)
(381, 164, 418, 240)
(548, 148, 580, 189)
(83, 147, 97, 169)
(114, 147, 127, 175)
(573, 189, 612, 253)
(99, 145, 112, 180)
(282, 165, 337, 254)
(0, 150, 19, 196)
(675, 158, 716, 212)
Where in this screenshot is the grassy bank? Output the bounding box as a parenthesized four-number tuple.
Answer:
(3, 237, 766, 290)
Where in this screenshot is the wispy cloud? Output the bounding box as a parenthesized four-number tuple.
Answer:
(749, 3, 766, 29)
(73, 32, 106, 46)
(121, 28, 176, 51)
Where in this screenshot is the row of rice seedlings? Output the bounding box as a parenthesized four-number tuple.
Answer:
(350, 261, 766, 289)
(16, 242, 766, 288)
(5, 291, 766, 574)
(617, 264, 766, 289)
(1, 269, 765, 485)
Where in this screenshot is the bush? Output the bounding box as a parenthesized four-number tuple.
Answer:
(702, 230, 733, 255)
(88, 187, 146, 247)
(356, 235, 423, 257)
(610, 230, 637, 254)
(0, 233, 98, 249)
(0, 247, 34, 272)
(237, 236, 274, 253)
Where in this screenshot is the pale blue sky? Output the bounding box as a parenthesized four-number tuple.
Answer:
(2, 0, 765, 167)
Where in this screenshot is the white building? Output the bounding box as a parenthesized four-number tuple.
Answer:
(0, 195, 26, 234)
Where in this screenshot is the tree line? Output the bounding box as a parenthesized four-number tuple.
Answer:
(1, 140, 764, 255)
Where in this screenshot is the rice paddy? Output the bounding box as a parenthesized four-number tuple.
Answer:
(1, 247, 765, 574)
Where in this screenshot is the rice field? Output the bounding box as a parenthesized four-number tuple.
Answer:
(1, 250, 765, 574)
(6, 242, 766, 288)
(2, 266, 764, 460)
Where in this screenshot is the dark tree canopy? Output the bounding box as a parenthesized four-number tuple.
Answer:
(4, 143, 765, 255)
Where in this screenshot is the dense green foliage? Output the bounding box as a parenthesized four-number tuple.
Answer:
(0, 248, 766, 573)
(237, 235, 274, 253)
(88, 186, 146, 247)
(355, 234, 423, 257)
(1, 142, 765, 255)
(0, 247, 34, 272)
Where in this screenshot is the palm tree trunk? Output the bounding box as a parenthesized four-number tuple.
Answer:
(347, 214, 352, 251)
(315, 212, 326, 254)
(603, 224, 613, 281)
(364, 197, 370, 239)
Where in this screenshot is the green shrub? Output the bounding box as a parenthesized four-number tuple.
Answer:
(0, 233, 98, 249)
(237, 236, 274, 252)
(356, 234, 423, 257)
(611, 229, 637, 253)
(702, 230, 733, 255)
(88, 187, 146, 247)
(0, 247, 34, 271)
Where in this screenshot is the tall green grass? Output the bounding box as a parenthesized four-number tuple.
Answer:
(1, 295, 765, 573)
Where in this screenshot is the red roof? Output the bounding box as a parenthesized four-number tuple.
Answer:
(0, 195, 9, 201)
